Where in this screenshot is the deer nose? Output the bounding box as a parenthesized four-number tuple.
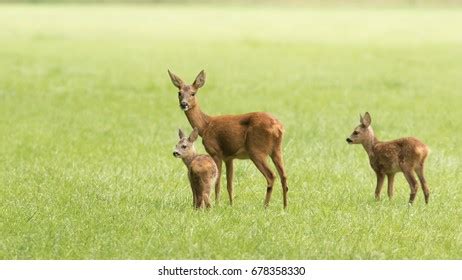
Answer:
(346, 138, 353, 143)
(173, 151, 180, 157)
(180, 101, 188, 107)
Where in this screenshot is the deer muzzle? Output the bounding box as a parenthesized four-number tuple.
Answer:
(180, 101, 189, 111)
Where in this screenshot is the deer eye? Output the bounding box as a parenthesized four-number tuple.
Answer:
(181, 145, 187, 149)
(353, 131, 359, 135)
(178, 92, 181, 97)
(191, 93, 195, 96)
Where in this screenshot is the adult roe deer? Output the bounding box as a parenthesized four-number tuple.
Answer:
(173, 128, 218, 209)
(168, 70, 288, 208)
(346, 112, 430, 204)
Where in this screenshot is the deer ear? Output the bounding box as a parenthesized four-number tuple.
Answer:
(178, 128, 185, 139)
(188, 127, 199, 142)
(192, 70, 206, 89)
(362, 112, 371, 127)
(359, 113, 364, 124)
(168, 70, 184, 89)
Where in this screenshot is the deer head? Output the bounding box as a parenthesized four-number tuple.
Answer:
(168, 70, 206, 111)
(173, 128, 199, 158)
(346, 112, 374, 145)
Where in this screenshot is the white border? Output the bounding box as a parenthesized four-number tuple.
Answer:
(1, 260, 461, 280)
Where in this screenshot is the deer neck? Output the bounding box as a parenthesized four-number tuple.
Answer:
(184, 103, 210, 136)
(362, 133, 379, 158)
(181, 153, 197, 167)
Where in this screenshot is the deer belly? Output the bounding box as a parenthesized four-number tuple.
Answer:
(371, 158, 400, 173)
(226, 147, 249, 160)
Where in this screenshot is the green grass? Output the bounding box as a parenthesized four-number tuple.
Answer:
(1, 4, 462, 259)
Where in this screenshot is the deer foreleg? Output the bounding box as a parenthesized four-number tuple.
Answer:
(375, 172, 385, 201)
(225, 160, 234, 206)
(213, 157, 222, 204)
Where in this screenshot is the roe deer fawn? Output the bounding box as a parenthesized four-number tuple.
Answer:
(346, 112, 430, 204)
(173, 128, 218, 209)
(168, 70, 288, 208)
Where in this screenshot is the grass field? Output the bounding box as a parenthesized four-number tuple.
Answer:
(1, 4, 462, 259)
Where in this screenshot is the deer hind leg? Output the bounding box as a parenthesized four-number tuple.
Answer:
(387, 173, 395, 200)
(375, 172, 385, 201)
(403, 169, 419, 204)
(195, 193, 204, 209)
(250, 153, 275, 208)
(271, 148, 288, 209)
(415, 163, 430, 204)
(225, 160, 234, 206)
(203, 193, 212, 209)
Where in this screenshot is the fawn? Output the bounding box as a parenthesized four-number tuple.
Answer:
(168, 70, 288, 208)
(173, 128, 218, 209)
(346, 112, 430, 204)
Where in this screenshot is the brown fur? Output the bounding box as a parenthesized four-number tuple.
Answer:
(168, 70, 288, 208)
(346, 112, 430, 204)
(173, 128, 218, 209)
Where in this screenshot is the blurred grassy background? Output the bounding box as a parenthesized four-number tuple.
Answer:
(0, 1, 461, 259)
(1, 0, 462, 7)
